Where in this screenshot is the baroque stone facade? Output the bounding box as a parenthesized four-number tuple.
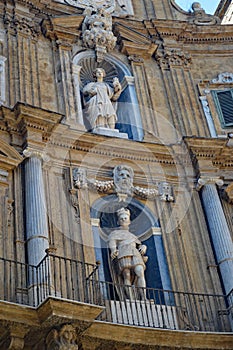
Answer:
(0, 0, 233, 349)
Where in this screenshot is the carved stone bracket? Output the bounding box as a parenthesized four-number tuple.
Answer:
(46, 324, 79, 350)
(72, 166, 174, 202)
(128, 54, 144, 64)
(155, 49, 192, 70)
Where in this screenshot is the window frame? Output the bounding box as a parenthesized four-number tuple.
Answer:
(212, 88, 233, 128)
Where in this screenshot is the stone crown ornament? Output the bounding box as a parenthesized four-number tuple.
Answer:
(82, 6, 117, 62)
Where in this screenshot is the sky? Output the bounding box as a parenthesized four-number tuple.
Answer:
(176, 0, 220, 14)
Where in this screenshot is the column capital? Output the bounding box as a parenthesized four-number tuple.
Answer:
(23, 148, 50, 162)
(196, 177, 224, 191)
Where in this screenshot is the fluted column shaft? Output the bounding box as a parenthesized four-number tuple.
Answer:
(201, 182, 233, 296)
(24, 154, 49, 266)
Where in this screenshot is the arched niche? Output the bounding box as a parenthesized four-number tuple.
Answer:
(72, 51, 144, 141)
(90, 195, 172, 294)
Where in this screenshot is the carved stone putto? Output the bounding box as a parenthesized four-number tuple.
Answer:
(82, 7, 117, 62)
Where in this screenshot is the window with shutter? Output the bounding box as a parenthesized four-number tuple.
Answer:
(212, 89, 233, 127)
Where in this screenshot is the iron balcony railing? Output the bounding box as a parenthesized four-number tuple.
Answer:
(0, 254, 232, 332)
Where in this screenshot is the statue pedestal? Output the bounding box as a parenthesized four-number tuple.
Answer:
(109, 300, 178, 329)
(92, 127, 128, 139)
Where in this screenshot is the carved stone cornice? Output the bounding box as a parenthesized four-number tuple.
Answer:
(114, 20, 158, 59)
(42, 15, 84, 43)
(150, 19, 233, 47)
(2, 104, 63, 151)
(184, 137, 233, 169)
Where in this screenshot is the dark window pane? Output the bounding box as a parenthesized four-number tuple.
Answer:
(217, 90, 233, 125)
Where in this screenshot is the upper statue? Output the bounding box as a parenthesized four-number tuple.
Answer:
(83, 67, 122, 130)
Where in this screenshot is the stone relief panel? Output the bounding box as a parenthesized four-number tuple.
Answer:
(72, 165, 174, 202)
(46, 324, 79, 350)
(61, 0, 134, 17)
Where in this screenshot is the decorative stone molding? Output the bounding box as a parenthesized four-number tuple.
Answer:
(155, 49, 192, 69)
(73, 165, 174, 202)
(7, 199, 14, 227)
(196, 177, 224, 191)
(128, 54, 144, 64)
(69, 189, 80, 222)
(60, 0, 134, 17)
(4, 14, 40, 38)
(46, 324, 79, 350)
(0, 55, 6, 104)
(0, 168, 9, 184)
(82, 7, 116, 62)
(188, 2, 220, 26)
(211, 72, 233, 84)
(224, 183, 233, 204)
(73, 168, 88, 189)
(199, 96, 217, 138)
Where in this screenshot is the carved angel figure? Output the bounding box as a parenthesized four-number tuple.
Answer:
(83, 67, 122, 130)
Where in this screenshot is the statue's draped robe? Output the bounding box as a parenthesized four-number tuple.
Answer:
(83, 81, 117, 128)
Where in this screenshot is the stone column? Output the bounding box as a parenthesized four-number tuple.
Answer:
(23, 150, 49, 267)
(198, 178, 233, 297)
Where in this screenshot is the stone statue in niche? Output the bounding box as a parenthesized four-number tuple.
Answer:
(46, 324, 78, 350)
(113, 164, 134, 197)
(107, 207, 148, 299)
(83, 67, 122, 130)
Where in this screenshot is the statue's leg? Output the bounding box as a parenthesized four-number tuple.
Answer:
(122, 268, 133, 299)
(134, 265, 146, 299)
(108, 115, 116, 129)
(96, 115, 105, 128)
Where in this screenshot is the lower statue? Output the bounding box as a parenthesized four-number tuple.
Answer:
(108, 207, 148, 299)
